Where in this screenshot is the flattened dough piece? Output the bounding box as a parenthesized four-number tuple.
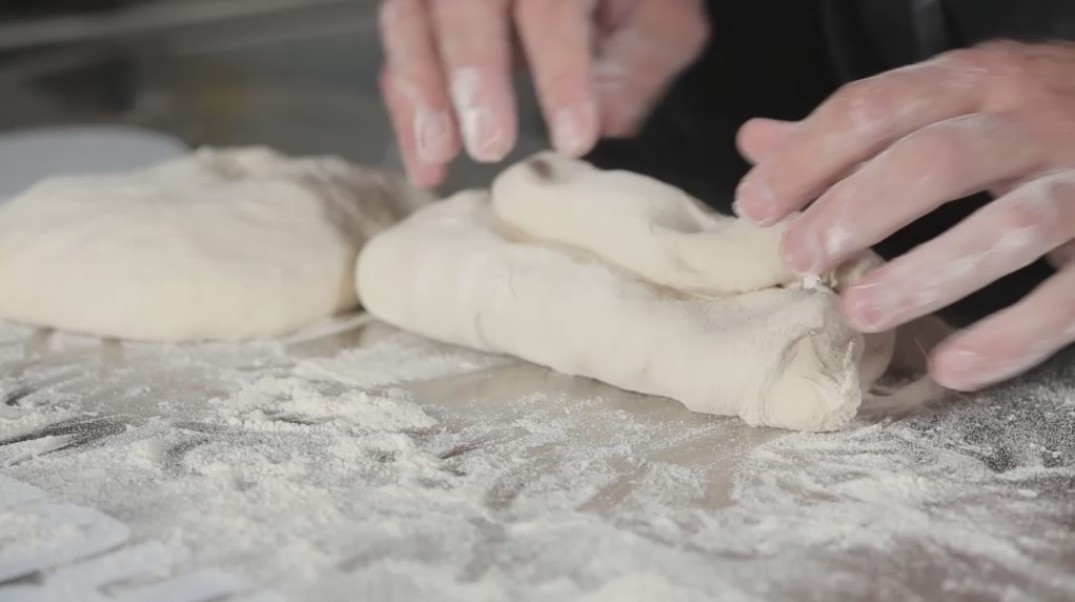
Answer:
(0, 147, 427, 342)
(491, 152, 794, 294)
(357, 191, 868, 431)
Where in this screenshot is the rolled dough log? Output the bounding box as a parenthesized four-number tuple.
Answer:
(0, 147, 427, 342)
(357, 186, 887, 431)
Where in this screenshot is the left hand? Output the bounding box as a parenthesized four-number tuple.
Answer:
(734, 41, 1075, 392)
(378, 0, 709, 188)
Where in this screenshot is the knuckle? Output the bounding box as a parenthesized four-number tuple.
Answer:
(831, 78, 897, 135)
(946, 41, 1030, 77)
(946, 42, 1056, 108)
(1043, 174, 1075, 236)
(999, 179, 1069, 239)
(905, 126, 970, 183)
(937, 47, 989, 74)
(1003, 196, 1052, 236)
(1018, 96, 1075, 144)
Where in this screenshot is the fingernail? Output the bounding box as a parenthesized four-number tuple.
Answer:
(844, 281, 893, 332)
(552, 102, 596, 156)
(415, 109, 454, 163)
(735, 175, 776, 224)
(936, 348, 985, 390)
(460, 107, 507, 162)
(782, 229, 823, 275)
(450, 68, 509, 163)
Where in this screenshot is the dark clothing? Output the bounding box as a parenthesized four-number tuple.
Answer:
(588, 0, 1075, 327)
(0, 0, 134, 16)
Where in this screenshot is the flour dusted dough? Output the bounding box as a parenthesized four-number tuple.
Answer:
(357, 154, 898, 431)
(0, 147, 425, 342)
(491, 154, 793, 294)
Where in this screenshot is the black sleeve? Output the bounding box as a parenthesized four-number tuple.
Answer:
(586, 0, 1073, 328)
(586, 0, 839, 213)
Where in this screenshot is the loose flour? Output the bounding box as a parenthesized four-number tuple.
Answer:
(1, 317, 1073, 601)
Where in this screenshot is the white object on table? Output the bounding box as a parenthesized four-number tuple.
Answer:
(0, 125, 187, 203)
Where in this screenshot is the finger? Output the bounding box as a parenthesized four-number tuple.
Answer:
(430, 0, 516, 163)
(736, 118, 797, 165)
(843, 169, 1075, 332)
(735, 53, 986, 225)
(595, 0, 641, 33)
(514, 0, 599, 156)
(381, 71, 449, 188)
(379, 0, 459, 167)
(930, 258, 1075, 391)
(780, 112, 1046, 274)
(594, 0, 710, 137)
(1048, 239, 1075, 268)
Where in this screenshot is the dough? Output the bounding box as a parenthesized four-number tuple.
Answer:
(491, 153, 793, 294)
(0, 147, 426, 342)
(494, 153, 896, 388)
(357, 155, 900, 431)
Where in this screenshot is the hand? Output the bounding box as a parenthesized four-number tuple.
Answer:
(378, 0, 709, 188)
(734, 41, 1075, 392)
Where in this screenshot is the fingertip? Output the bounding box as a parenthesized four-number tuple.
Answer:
(734, 171, 779, 225)
(398, 141, 449, 191)
(450, 70, 516, 163)
(414, 108, 459, 164)
(551, 100, 599, 157)
(928, 344, 989, 391)
(737, 118, 797, 164)
(408, 161, 448, 190)
(458, 112, 513, 163)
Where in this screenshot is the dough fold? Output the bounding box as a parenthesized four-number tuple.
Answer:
(491, 153, 793, 294)
(357, 154, 897, 431)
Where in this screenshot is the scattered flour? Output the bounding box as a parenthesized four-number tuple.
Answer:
(1, 317, 1074, 601)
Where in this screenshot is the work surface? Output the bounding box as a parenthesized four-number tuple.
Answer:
(1, 316, 1074, 602)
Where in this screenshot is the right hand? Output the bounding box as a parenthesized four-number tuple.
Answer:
(378, 0, 710, 188)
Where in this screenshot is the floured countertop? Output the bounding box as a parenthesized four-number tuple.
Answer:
(1, 315, 1074, 601)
